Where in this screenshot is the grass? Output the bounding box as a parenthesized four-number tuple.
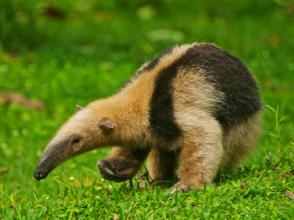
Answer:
(0, 0, 293, 219)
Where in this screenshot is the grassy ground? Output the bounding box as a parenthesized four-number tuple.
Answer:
(0, 0, 293, 219)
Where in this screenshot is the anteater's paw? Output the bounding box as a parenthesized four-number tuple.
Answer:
(97, 159, 138, 182)
(169, 182, 197, 194)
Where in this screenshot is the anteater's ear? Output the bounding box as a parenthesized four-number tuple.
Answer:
(76, 104, 83, 111)
(98, 118, 116, 132)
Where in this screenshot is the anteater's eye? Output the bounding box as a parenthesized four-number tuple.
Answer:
(72, 138, 81, 144)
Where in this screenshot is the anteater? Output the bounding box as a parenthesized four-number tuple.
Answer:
(34, 43, 262, 192)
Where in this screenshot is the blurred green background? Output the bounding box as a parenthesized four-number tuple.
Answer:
(0, 0, 293, 219)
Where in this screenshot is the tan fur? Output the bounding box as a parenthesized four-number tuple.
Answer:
(88, 44, 194, 147)
(221, 112, 262, 168)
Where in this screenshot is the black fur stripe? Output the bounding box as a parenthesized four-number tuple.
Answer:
(183, 44, 261, 129)
(149, 57, 182, 141)
(149, 46, 200, 141)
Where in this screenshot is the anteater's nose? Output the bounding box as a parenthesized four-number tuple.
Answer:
(34, 158, 51, 180)
(34, 167, 49, 180)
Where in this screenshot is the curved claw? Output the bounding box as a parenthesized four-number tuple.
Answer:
(97, 159, 138, 182)
(169, 182, 195, 194)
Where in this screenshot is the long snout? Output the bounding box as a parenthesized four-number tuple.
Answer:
(34, 140, 68, 181)
(34, 138, 88, 181)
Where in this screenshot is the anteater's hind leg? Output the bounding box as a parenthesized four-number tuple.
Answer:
(147, 148, 179, 185)
(221, 112, 262, 169)
(170, 117, 224, 193)
(98, 147, 149, 182)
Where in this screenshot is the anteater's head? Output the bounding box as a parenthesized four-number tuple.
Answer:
(34, 101, 118, 180)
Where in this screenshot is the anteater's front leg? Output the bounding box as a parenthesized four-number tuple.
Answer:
(171, 121, 223, 193)
(98, 147, 149, 182)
